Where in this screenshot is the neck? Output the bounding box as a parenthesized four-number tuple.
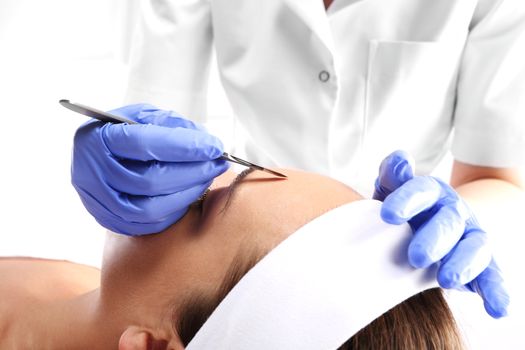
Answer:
(8, 289, 119, 350)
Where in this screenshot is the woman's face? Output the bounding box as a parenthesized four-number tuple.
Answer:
(101, 168, 362, 344)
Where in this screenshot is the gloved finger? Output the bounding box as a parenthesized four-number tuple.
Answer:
(373, 150, 415, 201)
(108, 208, 188, 236)
(78, 186, 189, 236)
(105, 159, 229, 196)
(469, 259, 510, 319)
(109, 104, 206, 131)
(381, 176, 445, 224)
(108, 103, 157, 122)
(437, 228, 492, 288)
(101, 123, 224, 162)
(137, 109, 207, 132)
(407, 205, 466, 268)
(80, 178, 211, 225)
(122, 181, 212, 223)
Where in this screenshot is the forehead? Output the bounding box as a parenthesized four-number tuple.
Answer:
(230, 168, 360, 207)
(212, 169, 362, 248)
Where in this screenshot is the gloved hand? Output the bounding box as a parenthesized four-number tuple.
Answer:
(72, 104, 229, 236)
(373, 150, 509, 318)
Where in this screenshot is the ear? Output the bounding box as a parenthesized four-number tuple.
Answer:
(118, 326, 169, 350)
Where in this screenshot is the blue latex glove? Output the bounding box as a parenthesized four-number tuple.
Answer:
(72, 104, 229, 236)
(373, 150, 509, 318)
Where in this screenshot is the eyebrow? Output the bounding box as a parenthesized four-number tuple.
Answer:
(221, 168, 256, 213)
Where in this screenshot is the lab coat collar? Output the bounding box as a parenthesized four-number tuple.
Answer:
(284, 0, 335, 52)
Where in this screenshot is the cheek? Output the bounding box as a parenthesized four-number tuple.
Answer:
(171, 223, 245, 291)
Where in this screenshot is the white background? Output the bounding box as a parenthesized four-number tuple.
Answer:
(0, 0, 128, 265)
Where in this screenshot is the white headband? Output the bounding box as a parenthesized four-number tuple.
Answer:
(187, 200, 438, 349)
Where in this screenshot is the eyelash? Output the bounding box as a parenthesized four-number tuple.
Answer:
(195, 189, 210, 210)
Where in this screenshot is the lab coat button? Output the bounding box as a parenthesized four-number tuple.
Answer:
(319, 70, 330, 82)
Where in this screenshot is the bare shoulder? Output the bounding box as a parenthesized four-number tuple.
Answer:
(0, 257, 100, 305)
(0, 258, 100, 346)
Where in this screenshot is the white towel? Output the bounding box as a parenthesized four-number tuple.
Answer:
(187, 200, 438, 349)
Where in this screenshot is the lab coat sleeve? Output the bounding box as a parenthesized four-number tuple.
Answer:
(125, 0, 213, 124)
(452, 0, 525, 167)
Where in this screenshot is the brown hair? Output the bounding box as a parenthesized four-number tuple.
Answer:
(174, 254, 464, 349)
(340, 288, 464, 349)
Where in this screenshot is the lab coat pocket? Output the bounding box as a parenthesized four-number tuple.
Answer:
(365, 40, 461, 157)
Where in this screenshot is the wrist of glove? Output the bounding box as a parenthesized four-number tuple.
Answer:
(373, 150, 509, 319)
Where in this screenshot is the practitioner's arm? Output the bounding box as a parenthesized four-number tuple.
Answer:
(451, 161, 525, 232)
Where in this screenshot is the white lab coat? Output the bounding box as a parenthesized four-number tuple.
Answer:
(126, 0, 525, 197)
(126, 1, 525, 347)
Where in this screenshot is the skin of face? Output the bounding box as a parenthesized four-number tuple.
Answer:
(102, 168, 362, 348)
(2, 168, 361, 349)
